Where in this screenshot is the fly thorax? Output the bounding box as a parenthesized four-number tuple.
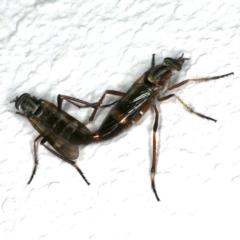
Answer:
(146, 65, 172, 90)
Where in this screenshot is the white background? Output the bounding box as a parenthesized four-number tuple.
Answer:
(1, 0, 240, 239)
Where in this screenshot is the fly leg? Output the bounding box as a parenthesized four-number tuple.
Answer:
(15, 113, 44, 184)
(151, 105, 160, 201)
(158, 94, 217, 122)
(168, 72, 234, 91)
(40, 138, 90, 185)
(57, 95, 96, 110)
(81, 54, 155, 122)
(160, 71, 234, 120)
(57, 92, 124, 123)
(28, 135, 42, 184)
(15, 112, 26, 117)
(88, 90, 125, 122)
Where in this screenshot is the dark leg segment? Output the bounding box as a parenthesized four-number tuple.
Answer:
(40, 139, 90, 186)
(158, 94, 217, 122)
(151, 105, 160, 201)
(16, 112, 27, 117)
(151, 54, 155, 68)
(168, 72, 234, 91)
(57, 95, 96, 111)
(57, 92, 124, 123)
(28, 135, 42, 184)
(88, 90, 125, 122)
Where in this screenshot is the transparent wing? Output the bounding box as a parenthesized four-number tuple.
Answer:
(29, 117, 79, 160)
(46, 133, 79, 160)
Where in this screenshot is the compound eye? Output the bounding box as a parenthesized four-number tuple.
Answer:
(164, 58, 182, 71)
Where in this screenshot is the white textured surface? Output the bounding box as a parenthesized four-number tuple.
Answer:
(1, 1, 240, 239)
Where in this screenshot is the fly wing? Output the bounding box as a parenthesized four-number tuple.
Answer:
(41, 99, 92, 145)
(46, 133, 79, 160)
(29, 117, 79, 160)
(97, 73, 152, 140)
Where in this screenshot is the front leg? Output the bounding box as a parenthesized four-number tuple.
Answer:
(168, 72, 233, 91)
(16, 112, 27, 117)
(28, 135, 42, 184)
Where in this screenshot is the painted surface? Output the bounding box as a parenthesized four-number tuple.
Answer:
(1, 1, 240, 239)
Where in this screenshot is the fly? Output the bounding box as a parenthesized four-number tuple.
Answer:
(11, 93, 98, 185)
(86, 54, 234, 201)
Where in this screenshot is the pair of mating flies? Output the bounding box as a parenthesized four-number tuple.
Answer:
(11, 54, 233, 201)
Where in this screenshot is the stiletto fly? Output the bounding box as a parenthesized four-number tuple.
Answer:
(11, 93, 97, 185)
(86, 54, 234, 201)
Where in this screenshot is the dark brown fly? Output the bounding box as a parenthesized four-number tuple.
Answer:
(11, 93, 96, 185)
(85, 54, 233, 201)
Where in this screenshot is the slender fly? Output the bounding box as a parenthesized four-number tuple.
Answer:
(11, 94, 97, 185)
(85, 54, 233, 201)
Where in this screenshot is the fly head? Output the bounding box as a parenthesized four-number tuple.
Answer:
(164, 53, 190, 71)
(11, 93, 42, 117)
